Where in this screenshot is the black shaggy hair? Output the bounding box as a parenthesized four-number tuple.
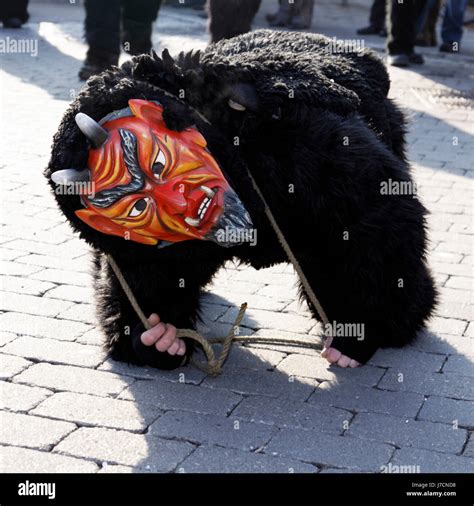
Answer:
(45, 30, 437, 369)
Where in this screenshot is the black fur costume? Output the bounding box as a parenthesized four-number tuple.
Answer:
(46, 30, 437, 369)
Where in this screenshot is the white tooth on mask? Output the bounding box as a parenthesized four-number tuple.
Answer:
(228, 99, 246, 111)
(200, 185, 215, 198)
(185, 217, 201, 227)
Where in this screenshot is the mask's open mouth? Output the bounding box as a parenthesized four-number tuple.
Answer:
(184, 185, 218, 227)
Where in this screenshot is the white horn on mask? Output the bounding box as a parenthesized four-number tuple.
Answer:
(75, 112, 108, 148)
(51, 168, 91, 185)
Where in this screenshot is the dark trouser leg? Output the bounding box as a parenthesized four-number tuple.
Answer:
(84, 0, 121, 64)
(267, 0, 294, 27)
(121, 0, 162, 55)
(209, 0, 261, 43)
(290, 0, 315, 29)
(387, 0, 427, 55)
(0, 0, 29, 24)
(441, 0, 468, 44)
(369, 0, 386, 30)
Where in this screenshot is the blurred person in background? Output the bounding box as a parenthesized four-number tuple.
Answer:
(439, 0, 469, 52)
(356, 0, 386, 36)
(267, 0, 315, 30)
(415, 0, 441, 47)
(386, 0, 428, 67)
(208, 0, 261, 42)
(79, 0, 162, 81)
(0, 0, 29, 28)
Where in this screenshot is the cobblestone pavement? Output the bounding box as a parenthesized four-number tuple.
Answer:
(0, 0, 473, 473)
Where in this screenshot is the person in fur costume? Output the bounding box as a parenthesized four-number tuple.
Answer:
(46, 30, 437, 371)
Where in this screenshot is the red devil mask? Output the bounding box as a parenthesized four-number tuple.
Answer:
(52, 99, 252, 247)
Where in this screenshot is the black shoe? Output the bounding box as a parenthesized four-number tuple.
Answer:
(78, 54, 118, 81)
(409, 52, 424, 64)
(387, 53, 410, 67)
(357, 25, 381, 35)
(266, 12, 277, 23)
(440, 42, 460, 53)
(3, 17, 23, 28)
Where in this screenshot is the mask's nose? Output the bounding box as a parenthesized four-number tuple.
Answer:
(150, 180, 188, 213)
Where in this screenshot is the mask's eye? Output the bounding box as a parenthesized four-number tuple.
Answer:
(152, 149, 166, 177)
(128, 198, 149, 217)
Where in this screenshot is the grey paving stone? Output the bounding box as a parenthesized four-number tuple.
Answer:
(463, 436, 474, 458)
(347, 412, 467, 454)
(32, 392, 161, 431)
(0, 260, 42, 276)
(378, 369, 474, 401)
(436, 301, 473, 321)
(0, 332, 17, 347)
(75, 328, 103, 346)
(390, 447, 474, 473)
(430, 251, 463, 264)
(55, 427, 194, 471)
(0, 275, 55, 296)
(44, 285, 94, 303)
(56, 303, 96, 324)
(368, 348, 446, 372)
(255, 283, 299, 301)
(2, 239, 89, 259)
(178, 446, 317, 473)
(119, 378, 242, 415)
(0, 445, 98, 473)
(0, 293, 73, 318)
(98, 464, 134, 473)
(0, 381, 52, 412)
(309, 381, 424, 418)
(0, 248, 23, 261)
(206, 277, 263, 296)
(224, 345, 286, 370)
(229, 268, 297, 286)
(266, 428, 393, 471)
(233, 396, 351, 435)
(418, 396, 474, 428)
(0, 354, 32, 379)
(445, 276, 473, 291)
(0, 312, 92, 341)
(442, 354, 474, 377)
(0, 411, 76, 450)
(2, 336, 105, 367)
(15, 254, 86, 272)
(465, 322, 474, 338)
(195, 318, 255, 340)
(14, 363, 134, 397)
(31, 269, 91, 286)
(100, 358, 206, 385)
(432, 262, 474, 278)
(202, 291, 287, 312)
(283, 299, 311, 316)
(428, 317, 468, 336)
(201, 367, 317, 400)
(201, 302, 233, 321)
(249, 329, 322, 356)
(319, 468, 362, 473)
(410, 331, 474, 357)
(218, 306, 313, 333)
(149, 411, 274, 451)
(277, 353, 385, 386)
